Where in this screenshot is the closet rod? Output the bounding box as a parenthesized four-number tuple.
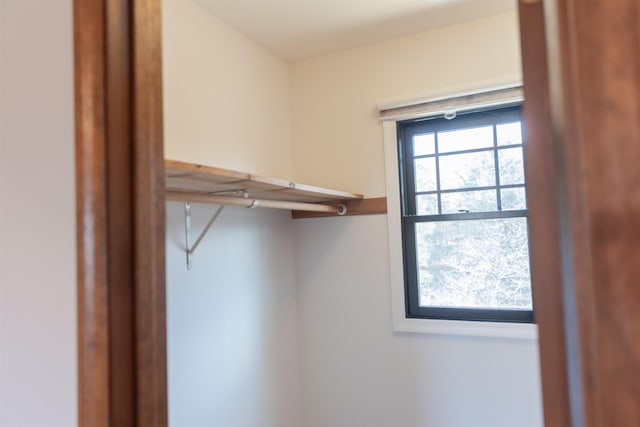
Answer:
(167, 191, 347, 215)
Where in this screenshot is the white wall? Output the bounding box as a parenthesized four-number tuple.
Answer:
(290, 11, 543, 427)
(0, 1, 77, 426)
(294, 216, 542, 427)
(166, 203, 300, 427)
(163, 0, 293, 179)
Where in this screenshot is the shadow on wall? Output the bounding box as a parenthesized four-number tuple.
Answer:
(165, 202, 301, 427)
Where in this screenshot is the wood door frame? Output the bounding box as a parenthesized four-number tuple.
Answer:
(519, 2, 572, 426)
(74, 0, 167, 425)
(541, 0, 640, 425)
(520, 0, 640, 425)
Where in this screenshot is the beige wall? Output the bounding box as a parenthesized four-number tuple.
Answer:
(290, 11, 543, 427)
(163, 0, 293, 179)
(0, 1, 77, 426)
(290, 11, 522, 197)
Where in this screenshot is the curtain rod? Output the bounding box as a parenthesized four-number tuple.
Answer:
(167, 191, 347, 215)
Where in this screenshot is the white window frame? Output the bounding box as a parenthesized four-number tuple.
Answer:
(380, 85, 538, 340)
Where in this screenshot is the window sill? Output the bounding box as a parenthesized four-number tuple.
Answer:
(383, 119, 538, 341)
(393, 316, 538, 340)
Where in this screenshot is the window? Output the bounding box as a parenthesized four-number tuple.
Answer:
(397, 105, 533, 323)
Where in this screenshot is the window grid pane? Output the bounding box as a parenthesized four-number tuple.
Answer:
(416, 194, 439, 215)
(414, 157, 437, 192)
(438, 150, 496, 191)
(498, 147, 525, 185)
(440, 190, 497, 214)
(398, 105, 532, 323)
(412, 125, 525, 215)
(415, 218, 533, 310)
(413, 133, 435, 156)
(501, 187, 527, 210)
(437, 125, 494, 153)
(497, 122, 523, 146)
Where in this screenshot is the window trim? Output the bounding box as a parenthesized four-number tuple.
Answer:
(378, 84, 523, 121)
(383, 119, 538, 339)
(399, 105, 534, 323)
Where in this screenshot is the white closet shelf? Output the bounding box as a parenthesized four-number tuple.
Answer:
(165, 159, 365, 215)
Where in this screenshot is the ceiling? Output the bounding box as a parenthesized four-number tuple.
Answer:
(195, 0, 517, 61)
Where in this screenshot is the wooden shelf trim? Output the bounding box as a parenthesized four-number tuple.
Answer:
(291, 197, 388, 218)
(165, 159, 376, 216)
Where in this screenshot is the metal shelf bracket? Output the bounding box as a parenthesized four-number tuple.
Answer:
(184, 202, 224, 269)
